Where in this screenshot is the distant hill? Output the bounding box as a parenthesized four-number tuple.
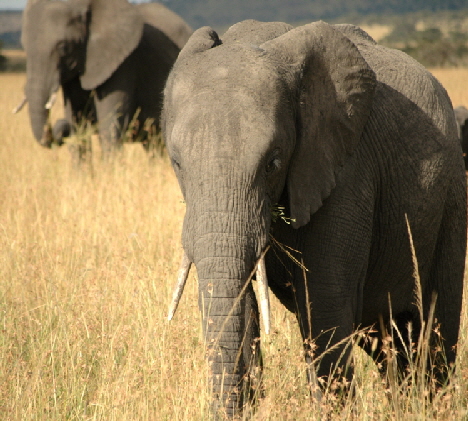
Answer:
(0, 10, 21, 48)
(1, 1, 468, 68)
(1, 1, 467, 41)
(155, 0, 468, 30)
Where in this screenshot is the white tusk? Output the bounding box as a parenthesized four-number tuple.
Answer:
(167, 252, 192, 321)
(45, 92, 57, 110)
(256, 256, 271, 334)
(12, 96, 27, 114)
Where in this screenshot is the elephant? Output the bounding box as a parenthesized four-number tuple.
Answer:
(33, 118, 73, 148)
(19, 0, 192, 161)
(454, 105, 468, 169)
(162, 20, 467, 418)
(52, 119, 72, 146)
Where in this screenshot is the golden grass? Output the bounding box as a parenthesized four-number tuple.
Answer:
(0, 68, 468, 420)
(430, 68, 468, 108)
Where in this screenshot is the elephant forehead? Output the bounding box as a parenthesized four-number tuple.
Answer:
(172, 91, 278, 143)
(26, 2, 80, 50)
(168, 94, 283, 170)
(171, 44, 288, 103)
(168, 71, 290, 135)
(165, 46, 295, 157)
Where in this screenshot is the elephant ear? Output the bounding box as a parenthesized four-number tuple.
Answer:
(176, 26, 222, 62)
(80, 0, 144, 90)
(262, 21, 377, 229)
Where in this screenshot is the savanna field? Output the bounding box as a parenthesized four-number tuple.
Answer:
(1, 66, 468, 420)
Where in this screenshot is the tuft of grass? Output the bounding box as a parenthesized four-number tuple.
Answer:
(271, 204, 295, 225)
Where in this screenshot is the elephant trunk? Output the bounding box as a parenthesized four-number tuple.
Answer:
(181, 187, 269, 417)
(28, 93, 51, 146)
(25, 61, 60, 147)
(195, 249, 262, 417)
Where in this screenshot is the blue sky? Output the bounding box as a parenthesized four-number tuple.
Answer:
(0, 0, 26, 9)
(0, 0, 153, 10)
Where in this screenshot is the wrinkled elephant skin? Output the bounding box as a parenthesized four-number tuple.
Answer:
(163, 20, 467, 418)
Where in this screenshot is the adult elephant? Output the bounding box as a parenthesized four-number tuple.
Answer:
(19, 0, 192, 161)
(454, 105, 468, 169)
(163, 20, 467, 418)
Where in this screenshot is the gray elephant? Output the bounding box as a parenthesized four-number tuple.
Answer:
(34, 118, 73, 148)
(20, 0, 192, 161)
(454, 105, 468, 169)
(163, 20, 467, 417)
(52, 119, 72, 146)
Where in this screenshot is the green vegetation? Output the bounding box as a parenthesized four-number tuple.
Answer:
(0, 38, 26, 72)
(352, 9, 468, 67)
(386, 26, 468, 67)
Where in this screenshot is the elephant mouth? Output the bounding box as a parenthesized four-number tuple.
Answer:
(167, 247, 271, 334)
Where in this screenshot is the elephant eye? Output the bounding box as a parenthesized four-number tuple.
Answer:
(266, 156, 281, 174)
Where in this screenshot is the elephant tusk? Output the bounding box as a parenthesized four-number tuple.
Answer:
(45, 92, 57, 110)
(12, 96, 27, 114)
(256, 256, 271, 334)
(167, 252, 192, 321)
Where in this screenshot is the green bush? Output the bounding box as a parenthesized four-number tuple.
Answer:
(382, 25, 468, 67)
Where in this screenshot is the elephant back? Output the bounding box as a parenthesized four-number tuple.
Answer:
(333, 24, 457, 140)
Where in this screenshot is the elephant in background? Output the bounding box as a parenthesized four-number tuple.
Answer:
(454, 105, 468, 169)
(19, 0, 192, 161)
(163, 20, 467, 417)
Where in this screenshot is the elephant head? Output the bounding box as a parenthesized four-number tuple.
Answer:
(163, 21, 376, 416)
(21, 0, 144, 147)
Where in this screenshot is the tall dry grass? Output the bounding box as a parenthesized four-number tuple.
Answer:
(0, 68, 468, 420)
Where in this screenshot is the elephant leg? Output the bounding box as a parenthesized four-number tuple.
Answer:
(359, 168, 466, 386)
(425, 171, 466, 384)
(62, 78, 96, 166)
(295, 278, 357, 387)
(462, 123, 468, 170)
(359, 310, 420, 380)
(269, 220, 371, 396)
(94, 89, 132, 159)
(94, 55, 137, 160)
